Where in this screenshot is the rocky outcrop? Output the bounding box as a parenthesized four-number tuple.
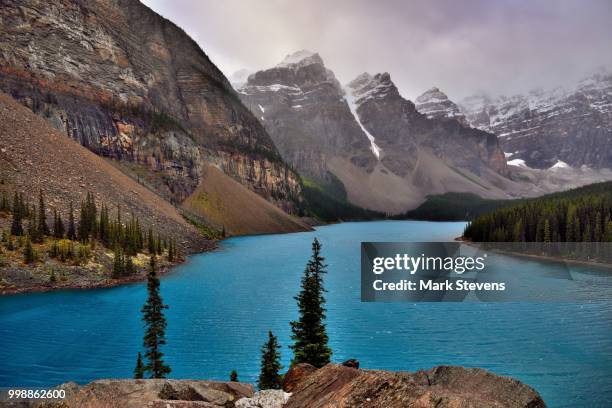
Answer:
(236, 50, 376, 183)
(0, 0, 301, 212)
(281, 363, 318, 392)
(460, 70, 612, 169)
(235, 389, 292, 408)
(415, 87, 467, 125)
(22, 379, 254, 408)
(15, 365, 545, 408)
(283, 364, 546, 408)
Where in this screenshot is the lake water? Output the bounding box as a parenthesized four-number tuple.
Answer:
(1, 221, 611, 407)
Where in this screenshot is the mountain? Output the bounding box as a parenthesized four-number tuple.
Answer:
(342, 72, 533, 211)
(237, 51, 540, 213)
(0, 0, 304, 229)
(415, 87, 467, 125)
(459, 70, 612, 169)
(236, 50, 376, 184)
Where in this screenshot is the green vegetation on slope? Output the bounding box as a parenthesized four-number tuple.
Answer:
(463, 182, 612, 242)
(301, 174, 384, 222)
(397, 192, 517, 221)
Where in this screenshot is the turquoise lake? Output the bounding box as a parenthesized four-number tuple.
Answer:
(1, 221, 611, 407)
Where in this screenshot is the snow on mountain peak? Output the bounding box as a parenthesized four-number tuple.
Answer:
(276, 50, 322, 68)
(415, 87, 466, 123)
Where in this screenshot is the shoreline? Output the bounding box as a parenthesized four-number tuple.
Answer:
(459, 238, 612, 270)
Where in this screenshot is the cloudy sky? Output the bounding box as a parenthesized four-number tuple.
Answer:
(142, 0, 612, 101)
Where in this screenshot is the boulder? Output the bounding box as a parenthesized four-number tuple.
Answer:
(281, 363, 318, 392)
(284, 364, 546, 408)
(235, 389, 292, 408)
(342, 359, 360, 369)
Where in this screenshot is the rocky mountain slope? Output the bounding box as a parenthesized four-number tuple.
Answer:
(236, 52, 531, 213)
(0, 0, 303, 223)
(339, 72, 535, 212)
(0, 91, 212, 293)
(237, 50, 376, 183)
(459, 70, 612, 169)
(0, 92, 206, 252)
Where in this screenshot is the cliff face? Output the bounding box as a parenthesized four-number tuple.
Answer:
(0, 0, 301, 212)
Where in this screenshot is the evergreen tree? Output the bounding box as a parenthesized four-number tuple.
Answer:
(112, 246, 125, 278)
(0, 191, 9, 213)
(67, 202, 76, 240)
(23, 236, 35, 264)
(230, 370, 238, 382)
(28, 207, 42, 243)
(10, 192, 23, 236)
(594, 212, 603, 242)
(134, 352, 145, 379)
(53, 209, 65, 238)
(290, 238, 332, 367)
(141, 255, 171, 378)
(38, 190, 49, 236)
(543, 219, 551, 243)
(125, 255, 136, 276)
(167, 239, 175, 262)
(605, 217, 612, 242)
(147, 227, 156, 254)
(258, 331, 282, 390)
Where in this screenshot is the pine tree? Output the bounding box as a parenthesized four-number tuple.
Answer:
(67, 202, 76, 240)
(290, 238, 332, 367)
(28, 207, 42, 243)
(230, 370, 238, 382)
(23, 236, 35, 264)
(258, 331, 282, 390)
(112, 246, 125, 278)
(141, 255, 171, 378)
(10, 192, 23, 236)
(167, 239, 175, 262)
(543, 219, 551, 243)
(125, 255, 136, 276)
(594, 212, 603, 242)
(53, 209, 65, 238)
(134, 352, 145, 379)
(38, 190, 49, 236)
(0, 191, 9, 213)
(605, 218, 612, 242)
(147, 227, 156, 254)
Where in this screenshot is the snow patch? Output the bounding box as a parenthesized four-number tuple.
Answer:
(550, 160, 570, 169)
(276, 50, 320, 68)
(344, 86, 381, 159)
(504, 152, 513, 158)
(507, 159, 529, 168)
(258, 104, 265, 113)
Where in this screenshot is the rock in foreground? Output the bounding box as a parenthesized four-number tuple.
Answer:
(283, 364, 546, 408)
(37, 379, 253, 408)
